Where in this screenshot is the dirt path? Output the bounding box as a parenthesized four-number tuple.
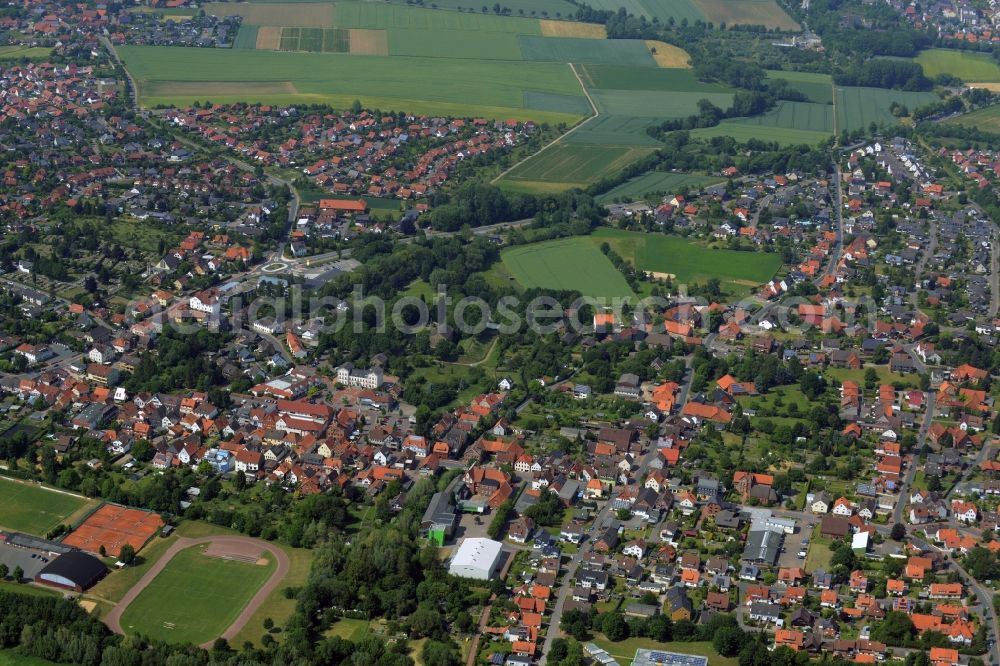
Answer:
(104, 535, 290, 648)
(490, 63, 599, 185)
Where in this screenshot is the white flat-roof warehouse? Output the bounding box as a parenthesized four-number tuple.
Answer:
(449, 537, 504, 580)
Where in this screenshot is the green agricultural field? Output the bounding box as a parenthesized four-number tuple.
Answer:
(582, 0, 705, 24)
(0, 477, 97, 535)
(278, 27, 349, 52)
(732, 100, 834, 133)
(592, 228, 783, 291)
(501, 236, 636, 299)
(233, 24, 259, 49)
(387, 0, 578, 15)
(947, 104, 1000, 133)
(499, 143, 655, 191)
(523, 91, 594, 116)
(766, 69, 833, 104)
(690, 122, 832, 146)
(519, 36, 655, 66)
(116, 45, 588, 124)
(589, 88, 735, 118)
(693, 0, 799, 30)
(388, 27, 524, 60)
(834, 86, 937, 133)
(915, 48, 1000, 82)
(578, 64, 730, 92)
(566, 115, 663, 145)
(334, 1, 542, 33)
(597, 171, 723, 202)
(119, 544, 276, 645)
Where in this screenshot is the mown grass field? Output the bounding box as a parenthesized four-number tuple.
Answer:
(117, 45, 588, 124)
(498, 143, 655, 191)
(767, 69, 833, 104)
(597, 171, 723, 202)
(0, 477, 97, 536)
(592, 228, 783, 291)
(834, 86, 937, 133)
(947, 104, 1000, 133)
(119, 544, 276, 645)
(914, 48, 1000, 82)
(0, 46, 53, 60)
(501, 236, 636, 299)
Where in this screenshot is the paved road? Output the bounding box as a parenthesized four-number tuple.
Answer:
(104, 535, 290, 648)
(909, 217, 938, 312)
(538, 350, 697, 664)
(817, 163, 844, 283)
(892, 390, 936, 526)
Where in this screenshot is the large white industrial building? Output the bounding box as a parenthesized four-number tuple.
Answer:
(448, 537, 504, 580)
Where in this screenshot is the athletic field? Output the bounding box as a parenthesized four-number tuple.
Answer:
(119, 544, 276, 645)
(0, 477, 96, 536)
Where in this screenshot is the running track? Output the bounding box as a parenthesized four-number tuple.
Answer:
(103, 536, 290, 648)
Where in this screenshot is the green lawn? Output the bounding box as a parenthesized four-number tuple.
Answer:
(501, 236, 636, 299)
(591, 637, 736, 666)
(804, 541, 833, 573)
(119, 544, 276, 645)
(0, 46, 52, 60)
(117, 45, 586, 124)
(0, 650, 59, 666)
(327, 618, 370, 641)
(591, 228, 783, 291)
(0, 477, 96, 536)
(914, 49, 1000, 83)
(231, 543, 313, 646)
(824, 366, 918, 388)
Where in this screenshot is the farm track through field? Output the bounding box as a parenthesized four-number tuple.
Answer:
(491, 63, 597, 184)
(104, 536, 290, 648)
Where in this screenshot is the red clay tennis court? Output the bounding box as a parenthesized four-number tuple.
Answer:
(62, 505, 164, 558)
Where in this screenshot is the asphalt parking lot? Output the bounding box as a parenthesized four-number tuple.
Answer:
(0, 542, 49, 580)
